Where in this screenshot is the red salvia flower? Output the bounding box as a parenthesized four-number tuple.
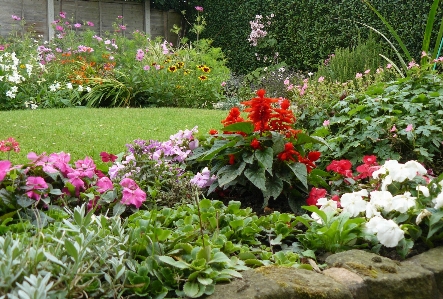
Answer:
(307, 151, 321, 162)
(241, 89, 278, 132)
(269, 99, 296, 132)
(250, 138, 261, 150)
(221, 107, 245, 127)
(277, 142, 300, 162)
(228, 154, 235, 165)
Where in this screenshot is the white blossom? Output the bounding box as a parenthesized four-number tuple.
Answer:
(376, 219, 404, 247)
(391, 191, 416, 213)
(340, 190, 368, 217)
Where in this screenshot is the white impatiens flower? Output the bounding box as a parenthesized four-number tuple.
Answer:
(432, 192, 443, 209)
(416, 185, 430, 197)
(416, 209, 432, 225)
(376, 219, 404, 248)
(391, 191, 416, 213)
(365, 215, 385, 234)
(365, 201, 381, 219)
(403, 161, 427, 179)
(373, 160, 427, 184)
(369, 190, 393, 212)
(340, 189, 368, 217)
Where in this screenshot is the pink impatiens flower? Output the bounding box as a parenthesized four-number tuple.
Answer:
(119, 178, 146, 208)
(0, 160, 11, 181)
(96, 177, 114, 193)
(405, 124, 413, 132)
(26, 176, 48, 201)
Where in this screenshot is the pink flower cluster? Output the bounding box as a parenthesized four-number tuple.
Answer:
(0, 137, 20, 153)
(247, 14, 273, 47)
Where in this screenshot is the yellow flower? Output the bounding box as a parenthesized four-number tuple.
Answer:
(183, 69, 190, 75)
(202, 66, 211, 73)
(168, 65, 177, 72)
(176, 61, 185, 69)
(198, 75, 208, 81)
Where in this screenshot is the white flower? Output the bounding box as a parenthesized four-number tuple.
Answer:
(10, 86, 18, 93)
(5, 90, 15, 98)
(365, 216, 385, 234)
(369, 190, 393, 212)
(403, 161, 427, 178)
(30, 104, 38, 109)
(77, 85, 84, 92)
(432, 192, 443, 209)
(340, 190, 368, 217)
(416, 209, 432, 225)
(86, 86, 92, 92)
(376, 219, 404, 247)
(365, 201, 381, 219)
(391, 191, 416, 213)
(416, 185, 430, 197)
(49, 84, 57, 92)
(66, 82, 73, 89)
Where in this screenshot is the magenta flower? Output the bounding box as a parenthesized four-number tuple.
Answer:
(59, 11, 66, 18)
(405, 124, 413, 132)
(195, 6, 204, 12)
(48, 152, 71, 175)
(190, 167, 216, 188)
(26, 176, 48, 201)
(67, 170, 86, 191)
(56, 25, 64, 31)
(323, 120, 330, 127)
(87, 21, 94, 27)
(355, 73, 363, 79)
(117, 15, 123, 19)
(119, 24, 126, 30)
(0, 160, 11, 181)
(75, 157, 96, 178)
(11, 15, 21, 21)
(143, 65, 150, 71)
(135, 49, 144, 61)
(74, 23, 81, 28)
(120, 178, 138, 190)
(96, 177, 114, 193)
(390, 125, 397, 132)
(121, 187, 146, 208)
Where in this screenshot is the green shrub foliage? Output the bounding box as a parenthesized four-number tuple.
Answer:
(193, 0, 442, 74)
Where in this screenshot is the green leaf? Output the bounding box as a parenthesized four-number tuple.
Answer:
(423, 0, 441, 58)
(197, 246, 211, 262)
(286, 162, 308, 189)
(264, 176, 283, 200)
(64, 239, 78, 262)
(183, 281, 200, 298)
(255, 147, 273, 172)
(158, 256, 190, 269)
(113, 203, 127, 216)
(244, 166, 266, 191)
(222, 122, 254, 134)
(217, 162, 246, 187)
(197, 276, 213, 286)
(294, 133, 326, 146)
(44, 252, 68, 269)
(17, 197, 34, 208)
(209, 251, 231, 264)
(220, 269, 242, 278)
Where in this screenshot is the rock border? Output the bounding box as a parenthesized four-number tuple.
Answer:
(207, 247, 443, 299)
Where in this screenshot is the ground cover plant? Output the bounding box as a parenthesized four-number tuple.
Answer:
(2, 2, 443, 298)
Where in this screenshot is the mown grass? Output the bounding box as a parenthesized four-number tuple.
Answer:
(0, 107, 228, 164)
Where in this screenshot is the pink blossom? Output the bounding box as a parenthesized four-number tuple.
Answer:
(407, 61, 419, 69)
(0, 160, 11, 181)
(195, 6, 204, 12)
(59, 11, 66, 18)
(143, 65, 150, 70)
(117, 15, 123, 19)
(390, 125, 397, 132)
(121, 187, 146, 208)
(119, 24, 126, 30)
(11, 15, 21, 21)
(405, 124, 413, 132)
(155, 65, 161, 70)
(318, 76, 324, 83)
(26, 176, 48, 200)
(0, 45, 5, 51)
(120, 178, 138, 190)
(386, 63, 392, 69)
(48, 152, 71, 175)
(355, 73, 363, 79)
(283, 78, 290, 85)
(221, 81, 226, 87)
(74, 23, 81, 28)
(135, 49, 144, 61)
(96, 177, 114, 193)
(323, 120, 330, 127)
(364, 69, 370, 74)
(75, 157, 96, 178)
(421, 51, 427, 58)
(56, 25, 64, 31)
(67, 170, 86, 190)
(87, 21, 94, 27)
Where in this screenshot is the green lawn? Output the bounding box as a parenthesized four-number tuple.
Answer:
(0, 107, 228, 164)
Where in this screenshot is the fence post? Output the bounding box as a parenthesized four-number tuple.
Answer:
(47, 0, 54, 40)
(144, 0, 151, 36)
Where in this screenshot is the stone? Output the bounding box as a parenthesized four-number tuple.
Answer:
(323, 267, 369, 299)
(325, 249, 440, 299)
(207, 265, 353, 299)
(406, 246, 443, 297)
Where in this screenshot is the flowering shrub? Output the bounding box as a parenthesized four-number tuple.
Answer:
(190, 89, 325, 211)
(300, 157, 443, 258)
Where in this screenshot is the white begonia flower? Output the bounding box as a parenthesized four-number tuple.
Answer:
(416, 185, 430, 197)
(391, 191, 416, 213)
(369, 190, 393, 212)
(376, 219, 404, 247)
(340, 190, 368, 217)
(432, 192, 443, 209)
(416, 209, 432, 225)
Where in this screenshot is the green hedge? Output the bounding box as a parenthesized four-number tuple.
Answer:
(185, 0, 442, 74)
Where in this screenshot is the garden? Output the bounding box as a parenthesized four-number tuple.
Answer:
(1, 0, 443, 298)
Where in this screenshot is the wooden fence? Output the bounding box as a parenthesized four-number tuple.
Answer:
(0, 0, 182, 44)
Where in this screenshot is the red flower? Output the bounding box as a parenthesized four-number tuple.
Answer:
(326, 160, 353, 177)
(331, 194, 341, 208)
(228, 154, 235, 165)
(307, 151, 321, 162)
(362, 155, 378, 166)
(277, 142, 300, 162)
(307, 187, 327, 205)
(241, 89, 278, 131)
(269, 99, 296, 132)
(250, 138, 261, 150)
(209, 129, 218, 135)
(100, 151, 117, 163)
(356, 163, 380, 180)
(221, 107, 245, 127)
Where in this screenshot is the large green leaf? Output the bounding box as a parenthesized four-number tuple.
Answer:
(423, 0, 441, 57)
(217, 162, 246, 187)
(263, 176, 283, 200)
(244, 166, 266, 191)
(255, 147, 273, 172)
(222, 122, 254, 134)
(294, 133, 326, 146)
(286, 162, 308, 189)
(198, 139, 238, 161)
